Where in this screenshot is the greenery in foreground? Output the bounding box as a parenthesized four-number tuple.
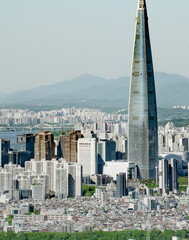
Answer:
(0, 230, 188, 240)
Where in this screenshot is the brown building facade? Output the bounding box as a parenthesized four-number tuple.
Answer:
(34, 131, 55, 160)
(64, 131, 83, 162)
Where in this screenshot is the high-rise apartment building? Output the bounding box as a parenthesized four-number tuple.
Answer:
(55, 167, 67, 199)
(57, 133, 66, 158)
(67, 163, 83, 197)
(34, 131, 55, 160)
(64, 131, 83, 162)
(128, 0, 158, 179)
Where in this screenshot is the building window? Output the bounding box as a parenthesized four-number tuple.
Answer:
(133, 72, 140, 77)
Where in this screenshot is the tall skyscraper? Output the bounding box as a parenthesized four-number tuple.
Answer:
(128, 0, 158, 179)
(0, 139, 10, 167)
(116, 172, 127, 198)
(34, 131, 55, 160)
(64, 131, 83, 163)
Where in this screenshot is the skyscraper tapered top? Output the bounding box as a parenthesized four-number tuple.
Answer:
(138, 0, 145, 9)
(128, 0, 158, 179)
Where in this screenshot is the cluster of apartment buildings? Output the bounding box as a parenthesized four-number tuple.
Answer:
(0, 119, 188, 234)
(0, 108, 127, 125)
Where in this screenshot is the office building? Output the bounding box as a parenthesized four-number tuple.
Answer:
(128, 0, 158, 179)
(15, 134, 35, 158)
(115, 136, 127, 160)
(169, 159, 179, 192)
(159, 159, 169, 194)
(103, 161, 136, 180)
(78, 138, 97, 175)
(34, 131, 55, 160)
(116, 172, 127, 198)
(90, 174, 113, 186)
(97, 140, 116, 174)
(64, 131, 83, 162)
(8, 150, 31, 167)
(159, 158, 179, 194)
(0, 139, 10, 167)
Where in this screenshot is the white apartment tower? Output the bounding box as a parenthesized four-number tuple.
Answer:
(67, 163, 83, 197)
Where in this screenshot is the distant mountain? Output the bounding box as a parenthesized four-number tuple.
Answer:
(1, 72, 189, 109)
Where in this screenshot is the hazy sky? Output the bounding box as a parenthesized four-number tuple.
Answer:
(0, 0, 188, 93)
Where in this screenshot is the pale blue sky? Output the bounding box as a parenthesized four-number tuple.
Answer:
(0, 0, 188, 92)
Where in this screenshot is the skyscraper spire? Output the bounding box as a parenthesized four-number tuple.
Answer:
(138, 0, 145, 9)
(128, 0, 158, 179)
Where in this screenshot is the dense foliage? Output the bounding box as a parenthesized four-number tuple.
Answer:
(83, 184, 96, 197)
(179, 177, 188, 192)
(179, 177, 188, 186)
(140, 179, 156, 188)
(5, 215, 14, 226)
(0, 230, 188, 240)
(159, 118, 189, 127)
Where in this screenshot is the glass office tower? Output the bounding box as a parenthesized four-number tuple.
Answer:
(128, 0, 158, 179)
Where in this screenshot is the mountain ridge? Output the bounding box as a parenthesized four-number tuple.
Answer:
(1, 72, 189, 108)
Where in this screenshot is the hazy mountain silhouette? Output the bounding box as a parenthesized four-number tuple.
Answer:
(1, 72, 189, 109)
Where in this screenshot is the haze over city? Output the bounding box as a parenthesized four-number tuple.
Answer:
(0, 1, 189, 239)
(0, 0, 189, 93)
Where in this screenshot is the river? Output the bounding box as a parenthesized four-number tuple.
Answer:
(0, 130, 38, 148)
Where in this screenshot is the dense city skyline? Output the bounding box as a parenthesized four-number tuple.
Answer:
(0, 0, 188, 92)
(0, 0, 188, 238)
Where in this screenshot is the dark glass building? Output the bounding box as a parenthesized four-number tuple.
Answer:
(0, 139, 10, 167)
(16, 134, 35, 159)
(128, 0, 158, 179)
(116, 172, 127, 198)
